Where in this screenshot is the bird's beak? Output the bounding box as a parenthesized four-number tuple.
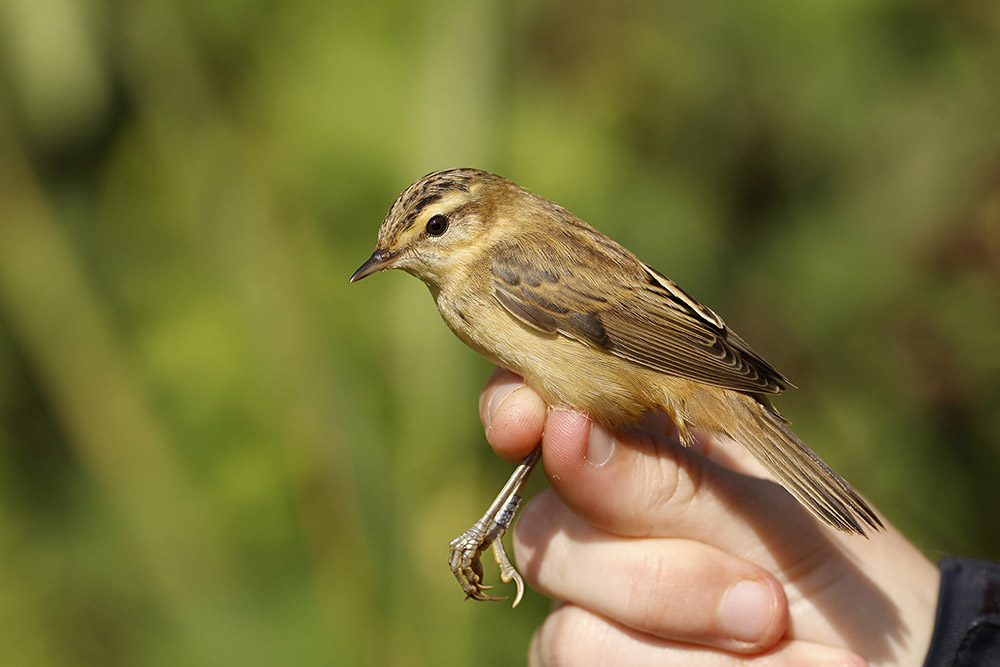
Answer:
(350, 249, 397, 283)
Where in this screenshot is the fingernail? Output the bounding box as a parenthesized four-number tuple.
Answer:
(586, 422, 616, 467)
(719, 579, 773, 645)
(485, 380, 524, 433)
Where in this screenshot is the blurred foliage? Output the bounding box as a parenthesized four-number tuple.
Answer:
(1, 0, 999, 664)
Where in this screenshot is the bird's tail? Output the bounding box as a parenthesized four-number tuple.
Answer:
(685, 388, 884, 535)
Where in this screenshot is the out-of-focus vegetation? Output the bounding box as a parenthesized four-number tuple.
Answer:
(1, 0, 999, 664)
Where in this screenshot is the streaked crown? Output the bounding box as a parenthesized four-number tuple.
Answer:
(376, 168, 498, 248)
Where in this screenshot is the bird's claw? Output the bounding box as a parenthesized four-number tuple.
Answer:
(448, 492, 526, 606)
(447, 449, 540, 607)
(492, 537, 525, 608)
(449, 523, 509, 602)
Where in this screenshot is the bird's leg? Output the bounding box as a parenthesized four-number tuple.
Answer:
(448, 447, 541, 607)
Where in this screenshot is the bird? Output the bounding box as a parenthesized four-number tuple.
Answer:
(350, 167, 883, 606)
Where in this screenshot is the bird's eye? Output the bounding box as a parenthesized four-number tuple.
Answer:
(426, 214, 449, 236)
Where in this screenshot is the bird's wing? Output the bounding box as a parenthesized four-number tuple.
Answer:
(490, 240, 789, 395)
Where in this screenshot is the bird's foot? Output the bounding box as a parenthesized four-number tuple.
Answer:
(448, 492, 526, 606)
(449, 522, 504, 602)
(447, 448, 539, 607)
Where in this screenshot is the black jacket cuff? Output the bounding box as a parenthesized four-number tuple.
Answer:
(923, 556, 1000, 666)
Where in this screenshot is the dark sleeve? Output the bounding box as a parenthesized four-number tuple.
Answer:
(923, 557, 1000, 667)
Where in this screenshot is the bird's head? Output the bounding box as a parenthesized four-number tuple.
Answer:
(350, 168, 520, 288)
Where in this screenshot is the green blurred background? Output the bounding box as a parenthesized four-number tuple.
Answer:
(1, 0, 999, 664)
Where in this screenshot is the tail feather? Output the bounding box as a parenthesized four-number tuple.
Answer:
(686, 389, 884, 535)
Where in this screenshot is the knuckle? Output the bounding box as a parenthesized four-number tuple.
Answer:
(634, 431, 703, 520)
(535, 605, 609, 667)
(623, 551, 682, 629)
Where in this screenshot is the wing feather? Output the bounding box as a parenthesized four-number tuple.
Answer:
(490, 240, 789, 395)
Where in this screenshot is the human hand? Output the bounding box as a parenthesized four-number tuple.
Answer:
(479, 368, 940, 666)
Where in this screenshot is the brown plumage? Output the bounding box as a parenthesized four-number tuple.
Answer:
(352, 168, 883, 601)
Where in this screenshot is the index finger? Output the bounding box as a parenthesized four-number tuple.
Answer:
(479, 367, 546, 463)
